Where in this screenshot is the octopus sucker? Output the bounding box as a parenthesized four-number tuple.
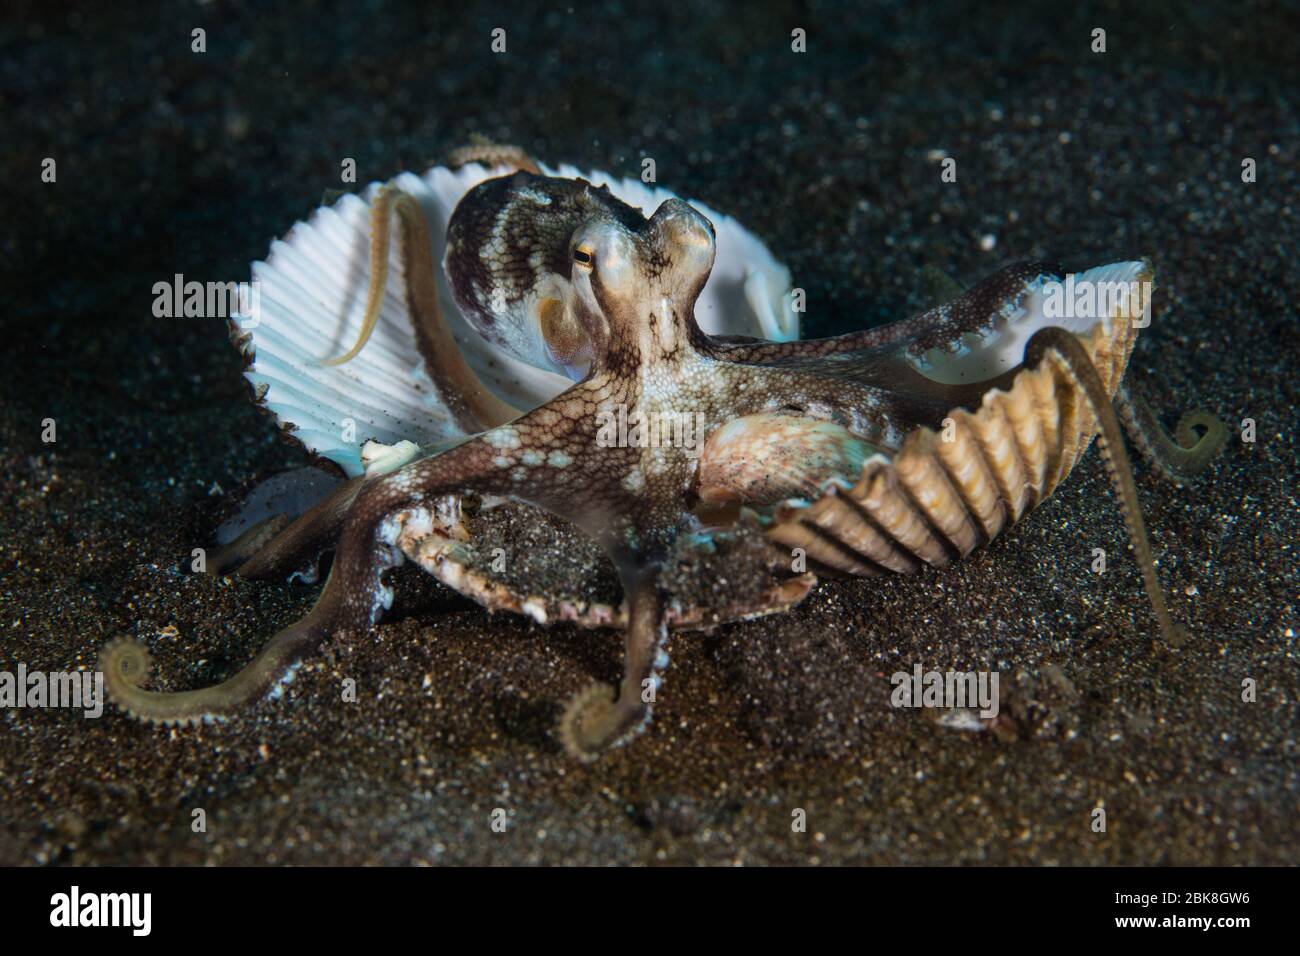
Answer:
(102, 156, 1227, 758)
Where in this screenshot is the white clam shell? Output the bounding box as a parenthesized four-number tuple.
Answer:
(233, 162, 798, 476)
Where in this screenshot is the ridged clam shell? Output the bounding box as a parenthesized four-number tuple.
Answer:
(232, 162, 797, 476)
(768, 261, 1147, 575)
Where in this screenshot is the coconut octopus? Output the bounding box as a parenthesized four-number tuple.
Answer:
(101, 145, 1227, 760)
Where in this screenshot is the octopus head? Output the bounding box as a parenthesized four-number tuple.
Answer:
(569, 198, 717, 364)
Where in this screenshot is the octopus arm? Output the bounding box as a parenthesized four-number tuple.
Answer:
(100, 408, 617, 726)
(708, 261, 1065, 365)
(1115, 383, 1228, 485)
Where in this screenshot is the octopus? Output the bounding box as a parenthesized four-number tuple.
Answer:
(100, 145, 1227, 760)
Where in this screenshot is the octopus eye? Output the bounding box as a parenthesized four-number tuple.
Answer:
(573, 246, 594, 267)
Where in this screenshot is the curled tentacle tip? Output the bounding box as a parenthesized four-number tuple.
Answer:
(557, 681, 646, 762)
(99, 637, 153, 690)
(97, 641, 215, 728)
(98, 637, 201, 726)
(1165, 623, 1190, 648)
(1176, 409, 1229, 456)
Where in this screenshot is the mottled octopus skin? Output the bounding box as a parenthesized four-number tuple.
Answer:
(101, 169, 1225, 760)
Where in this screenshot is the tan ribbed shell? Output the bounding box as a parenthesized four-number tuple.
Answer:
(767, 294, 1143, 576)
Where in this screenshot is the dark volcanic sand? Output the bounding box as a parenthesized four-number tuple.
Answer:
(1, 2, 1297, 865)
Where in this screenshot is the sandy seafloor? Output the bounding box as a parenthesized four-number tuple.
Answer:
(1, 1, 1297, 865)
